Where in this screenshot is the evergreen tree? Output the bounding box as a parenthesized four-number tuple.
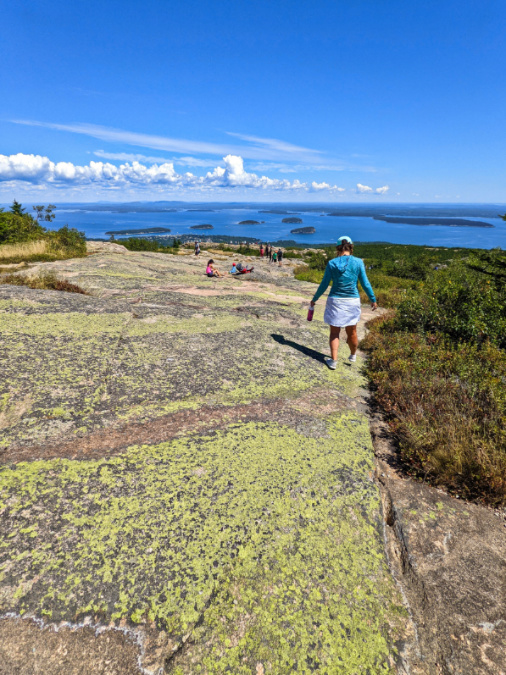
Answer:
(11, 200, 25, 216)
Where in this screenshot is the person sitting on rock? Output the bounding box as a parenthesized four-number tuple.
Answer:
(206, 259, 224, 277)
(235, 262, 254, 274)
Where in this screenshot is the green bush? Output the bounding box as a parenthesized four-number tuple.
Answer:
(48, 225, 86, 255)
(393, 253, 506, 348)
(120, 237, 181, 254)
(0, 211, 46, 245)
(382, 255, 435, 280)
(121, 237, 164, 252)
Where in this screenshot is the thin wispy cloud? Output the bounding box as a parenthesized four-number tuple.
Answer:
(225, 132, 321, 158)
(11, 120, 324, 163)
(249, 161, 378, 174)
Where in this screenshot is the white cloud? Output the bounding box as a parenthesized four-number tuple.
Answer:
(93, 150, 218, 168)
(357, 183, 389, 195)
(310, 181, 345, 192)
(0, 152, 345, 194)
(357, 183, 373, 193)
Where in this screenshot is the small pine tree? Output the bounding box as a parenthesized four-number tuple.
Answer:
(11, 200, 25, 216)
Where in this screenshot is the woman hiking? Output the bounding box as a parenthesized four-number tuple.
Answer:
(310, 236, 377, 370)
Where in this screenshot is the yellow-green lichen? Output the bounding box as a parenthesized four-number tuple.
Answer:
(0, 416, 405, 672)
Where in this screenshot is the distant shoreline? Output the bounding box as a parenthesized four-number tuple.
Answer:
(327, 214, 495, 228)
(373, 216, 494, 228)
(105, 227, 171, 235)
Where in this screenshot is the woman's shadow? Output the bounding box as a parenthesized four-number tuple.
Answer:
(271, 333, 326, 364)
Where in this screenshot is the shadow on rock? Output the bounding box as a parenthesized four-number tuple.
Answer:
(271, 333, 326, 364)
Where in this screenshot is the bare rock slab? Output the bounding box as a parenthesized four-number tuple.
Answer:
(372, 420, 506, 675)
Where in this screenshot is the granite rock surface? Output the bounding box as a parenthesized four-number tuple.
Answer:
(5, 244, 501, 674)
(0, 246, 411, 673)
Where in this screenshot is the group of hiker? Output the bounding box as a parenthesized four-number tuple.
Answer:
(202, 241, 284, 279)
(204, 235, 378, 370)
(196, 240, 283, 265)
(260, 244, 283, 265)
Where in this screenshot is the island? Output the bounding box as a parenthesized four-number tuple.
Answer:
(282, 217, 303, 224)
(372, 216, 494, 228)
(238, 220, 260, 225)
(190, 224, 214, 230)
(105, 227, 171, 235)
(290, 226, 315, 234)
(258, 209, 292, 215)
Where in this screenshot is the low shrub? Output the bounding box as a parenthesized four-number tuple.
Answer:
(393, 253, 506, 348)
(362, 322, 506, 504)
(293, 265, 321, 284)
(47, 225, 87, 256)
(1, 271, 88, 294)
(280, 249, 304, 259)
(236, 244, 260, 256)
(120, 237, 182, 254)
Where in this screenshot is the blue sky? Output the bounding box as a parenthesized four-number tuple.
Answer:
(1, 0, 504, 202)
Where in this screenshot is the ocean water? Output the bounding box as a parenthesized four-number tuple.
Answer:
(34, 204, 506, 249)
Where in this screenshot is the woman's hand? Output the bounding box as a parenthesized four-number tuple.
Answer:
(310, 300, 315, 307)
(371, 302, 378, 311)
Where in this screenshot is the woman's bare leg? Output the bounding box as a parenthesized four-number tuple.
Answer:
(329, 326, 341, 360)
(345, 325, 358, 355)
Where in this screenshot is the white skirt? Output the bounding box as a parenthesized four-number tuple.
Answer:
(324, 297, 361, 327)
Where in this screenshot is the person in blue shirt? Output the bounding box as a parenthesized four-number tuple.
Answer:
(310, 236, 377, 370)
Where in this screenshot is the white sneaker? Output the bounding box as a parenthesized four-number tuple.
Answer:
(348, 354, 357, 363)
(325, 357, 337, 370)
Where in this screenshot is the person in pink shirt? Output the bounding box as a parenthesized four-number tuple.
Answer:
(206, 259, 224, 277)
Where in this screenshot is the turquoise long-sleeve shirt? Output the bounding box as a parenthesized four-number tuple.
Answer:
(312, 255, 376, 303)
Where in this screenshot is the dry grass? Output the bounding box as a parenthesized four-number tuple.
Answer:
(0, 240, 50, 261)
(0, 239, 86, 265)
(206, 248, 234, 257)
(0, 271, 88, 294)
